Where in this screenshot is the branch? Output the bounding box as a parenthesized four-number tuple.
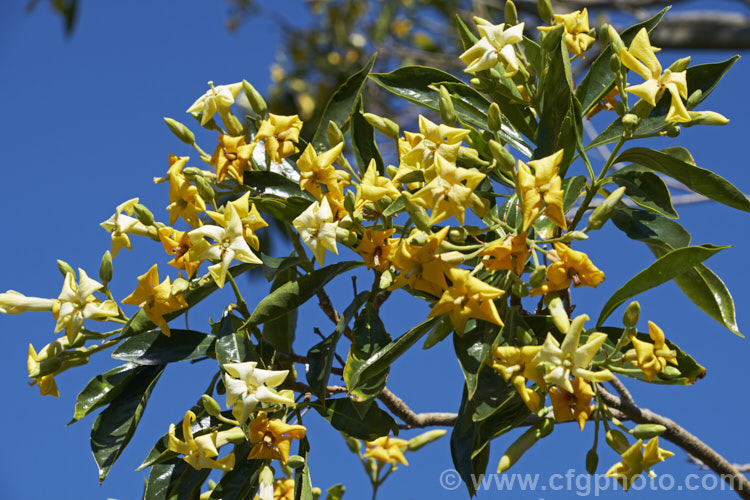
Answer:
(598, 383, 750, 499)
(316, 288, 353, 340)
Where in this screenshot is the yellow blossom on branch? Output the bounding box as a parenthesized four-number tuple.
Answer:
(531, 242, 604, 296)
(480, 232, 529, 275)
(205, 192, 268, 251)
(488, 345, 545, 412)
(100, 197, 153, 257)
(428, 267, 504, 335)
(158, 227, 202, 278)
(253, 114, 303, 164)
(606, 437, 674, 491)
(297, 142, 344, 200)
(186, 81, 242, 126)
(390, 227, 451, 297)
(53, 269, 119, 342)
(27, 344, 60, 397)
(246, 411, 306, 465)
(460, 19, 525, 76)
(211, 134, 254, 183)
(292, 197, 339, 266)
(356, 228, 396, 272)
(364, 435, 410, 466)
(121, 264, 188, 336)
(518, 150, 567, 232)
(549, 376, 595, 431)
(168, 410, 241, 471)
(355, 159, 400, 211)
(625, 321, 678, 382)
(539, 9, 595, 58)
(165, 155, 207, 227)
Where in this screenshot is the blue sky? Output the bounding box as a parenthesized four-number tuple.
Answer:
(1, 1, 749, 499)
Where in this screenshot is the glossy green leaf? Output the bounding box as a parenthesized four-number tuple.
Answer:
(350, 107, 384, 175)
(326, 484, 346, 500)
(69, 363, 140, 424)
(454, 320, 501, 400)
(243, 171, 314, 201)
(91, 363, 165, 483)
(263, 268, 298, 352)
(611, 206, 691, 248)
(143, 460, 188, 500)
(422, 314, 454, 349)
(449, 386, 488, 496)
(562, 176, 587, 213)
(576, 8, 669, 114)
(535, 29, 574, 161)
(344, 305, 391, 401)
(314, 398, 398, 440)
(216, 310, 255, 366)
(348, 316, 439, 391)
(611, 165, 677, 218)
(614, 147, 750, 213)
(246, 261, 363, 327)
(137, 412, 211, 470)
(111, 329, 213, 365)
(312, 55, 377, 152)
(597, 244, 728, 326)
(209, 443, 261, 499)
(261, 253, 306, 281)
(307, 292, 369, 402)
(252, 195, 312, 224)
(294, 437, 314, 500)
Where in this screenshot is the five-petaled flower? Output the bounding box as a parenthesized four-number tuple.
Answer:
(549, 376, 595, 431)
(223, 361, 294, 424)
(534, 314, 613, 393)
(480, 232, 529, 275)
(364, 435, 410, 466)
(460, 19, 525, 76)
(121, 264, 188, 336)
(488, 344, 545, 412)
(539, 9, 595, 59)
(297, 142, 345, 200)
(164, 155, 207, 227)
(428, 267, 504, 335)
(356, 228, 396, 272)
(100, 197, 153, 257)
(53, 269, 119, 342)
(206, 192, 268, 251)
(619, 28, 690, 123)
(531, 242, 604, 296)
(253, 114, 303, 164)
(518, 150, 567, 232)
(625, 321, 678, 382)
(246, 411, 307, 465)
(211, 134, 254, 183)
(168, 410, 242, 471)
(292, 197, 339, 266)
(606, 437, 674, 491)
(158, 227, 202, 278)
(186, 81, 243, 126)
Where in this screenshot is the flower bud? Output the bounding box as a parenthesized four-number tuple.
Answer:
(622, 301, 640, 328)
(622, 113, 639, 129)
(439, 85, 456, 124)
(57, 260, 76, 279)
(28, 354, 63, 378)
(686, 89, 703, 109)
(194, 176, 216, 202)
(668, 57, 690, 72)
(343, 191, 357, 214)
(99, 251, 113, 285)
(342, 433, 362, 454)
(201, 394, 222, 417)
(511, 282, 529, 298)
(286, 455, 306, 469)
(605, 429, 630, 454)
(259, 464, 275, 487)
(488, 103, 503, 132)
(488, 140, 515, 176)
(379, 269, 394, 289)
(607, 26, 625, 55)
(223, 112, 244, 137)
(335, 227, 358, 246)
(133, 203, 155, 227)
(448, 227, 468, 244)
(632, 424, 667, 439)
(242, 80, 268, 116)
(327, 120, 344, 147)
(586, 449, 599, 475)
(164, 117, 196, 145)
(386, 165, 398, 178)
(171, 277, 189, 295)
(546, 296, 569, 333)
(505, 0, 518, 25)
(407, 429, 447, 451)
(609, 53, 621, 73)
(401, 192, 432, 231)
(537, 0, 554, 23)
(363, 113, 399, 140)
(599, 24, 610, 45)
(660, 365, 681, 379)
(528, 266, 546, 288)
(458, 146, 485, 166)
(497, 418, 553, 473)
(587, 186, 626, 231)
(561, 231, 588, 242)
(664, 124, 681, 137)
(685, 111, 730, 127)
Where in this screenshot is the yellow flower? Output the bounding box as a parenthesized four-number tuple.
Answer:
(480, 232, 529, 275)
(355, 159, 400, 211)
(254, 478, 295, 500)
(539, 9, 595, 59)
(534, 314, 613, 393)
(186, 81, 242, 126)
(121, 264, 188, 336)
(549, 376, 595, 431)
(531, 242, 604, 296)
(165, 155, 207, 227)
(292, 197, 339, 266)
(606, 437, 674, 491)
(158, 227, 201, 278)
(27, 344, 60, 397)
(488, 345, 544, 412)
(247, 411, 307, 465)
(253, 114, 303, 164)
(625, 321, 678, 382)
(428, 267, 504, 335)
(395, 116, 469, 184)
(205, 192, 268, 250)
(619, 28, 690, 123)
(297, 142, 344, 200)
(53, 269, 119, 342)
(460, 19, 525, 76)
(390, 227, 451, 297)
(586, 88, 620, 120)
(0, 291, 55, 315)
(168, 410, 241, 471)
(211, 134, 254, 183)
(223, 361, 294, 424)
(518, 150, 566, 232)
(364, 435, 410, 466)
(100, 197, 153, 257)
(356, 228, 396, 272)
(410, 154, 488, 224)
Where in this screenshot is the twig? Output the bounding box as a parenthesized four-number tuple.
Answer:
(316, 288, 353, 340)
(597, 384, 750, 499)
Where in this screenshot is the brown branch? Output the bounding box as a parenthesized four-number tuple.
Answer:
(598, 383, 750, 499)
(316, 288, 353, 340)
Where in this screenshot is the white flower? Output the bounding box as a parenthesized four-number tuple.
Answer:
(186, 81, 242, 125)
(54, 269, 118, 341)
(460, 20, 524, 76)
(188, 204, 262, 288)
(292, 197, 339, 266)
(100, 197, 151, 257)
(533, 314, 613, 393)
(222, 361, 294, 424)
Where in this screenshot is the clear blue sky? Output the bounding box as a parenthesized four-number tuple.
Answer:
(1, 1, 749, 499)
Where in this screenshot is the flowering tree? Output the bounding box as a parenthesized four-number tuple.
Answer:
(4, 2, 750, 499)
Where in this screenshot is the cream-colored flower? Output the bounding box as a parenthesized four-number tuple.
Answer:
(292, 197, 339, 266)
(54, 269, 118, 342)
(186, 81, 243, 125)
(460, 19, 524, 76)
(223, 361, 294, 424)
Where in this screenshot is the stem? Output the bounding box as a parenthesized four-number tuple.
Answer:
(226, 272, 250, 319)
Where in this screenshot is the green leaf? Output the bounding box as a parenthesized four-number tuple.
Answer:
(576, 8, 669, 114)
(370, 66, 532, 156)
(216, 310, 255, 366)
(143, 460, 188, 500)
(535, 29, 574, 161)
(209, 443, 262, 499)
(422, 314, 454, 349)
(597, 244, 729, 326)
(610, 165, 677, 218)
(243, 171, 314, 201)
(91, 363, 165, 483)
(111, 330, 214, 365)
(562, 176, 586, 213)
(449, 386, 487, 496)
(294, 437, 314, 500)
(314, 398, 398, 440)
(587, 56, 739, 149)
(307, 292, 369, 402)
(344, 305, 391, 402)
(326, 484, 346, 500)
(614, 147, 750, 213)
(69, 363, 140, 424)
(350, 107, 384, 176)
(347, 316, 439, 391)
(312, 54, 377, 152)
(453, 320, 500, 399)
(246, 261, 363, 327)
(611, 206, 691, 248)
(649, 243, 741, 337)
(263, 268, 298, 352)
(261, 253, 307, 281)
(252, 195, 312, 224)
